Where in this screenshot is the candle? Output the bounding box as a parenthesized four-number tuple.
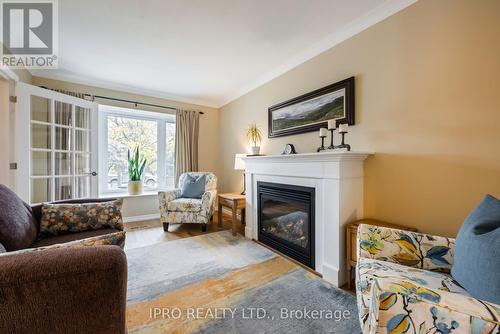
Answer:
(327, 120, 336, 130)
(319, 128, 328, 137)
(339, 124, 349, 133)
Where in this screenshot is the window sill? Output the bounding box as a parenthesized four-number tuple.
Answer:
(99, 191, 159, 199)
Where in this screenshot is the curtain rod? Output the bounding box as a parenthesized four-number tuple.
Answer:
(87, 94, 205, 114)
(39, 86, 204, 114)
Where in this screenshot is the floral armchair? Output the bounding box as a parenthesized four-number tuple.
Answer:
(158, 172, 217, 232)
(356, 224, 499, 334)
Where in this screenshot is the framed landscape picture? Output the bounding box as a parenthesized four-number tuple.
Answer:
(268, 77, 354, 138)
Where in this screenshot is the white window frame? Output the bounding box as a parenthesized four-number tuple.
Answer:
(98, 105, 175, 195)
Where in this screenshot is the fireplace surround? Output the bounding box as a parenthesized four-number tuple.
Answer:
(243, 151, 371, 287)
(258, 181, 315, 269)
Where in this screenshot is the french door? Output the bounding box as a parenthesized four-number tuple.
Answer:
(15, 83, 98, 203)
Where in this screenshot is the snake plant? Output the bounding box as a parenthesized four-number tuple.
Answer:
(127, 146, 147, 181)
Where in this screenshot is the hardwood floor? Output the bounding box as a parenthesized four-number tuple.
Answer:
(125, 211, 245, 250)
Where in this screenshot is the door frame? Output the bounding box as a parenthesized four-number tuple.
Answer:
(0, 68, 18, 189)
(15, 82, 98, 202)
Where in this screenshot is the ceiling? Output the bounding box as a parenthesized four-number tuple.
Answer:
(31, 0, 416, 108)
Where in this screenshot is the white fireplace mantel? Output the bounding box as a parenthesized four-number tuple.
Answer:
(242, 151, 372, 287)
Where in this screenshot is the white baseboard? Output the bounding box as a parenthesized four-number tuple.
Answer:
(244, 226, 253, 240)
(123, 213, 160, 223)
(124, 207, 238, 224)
(322, 263, 342, 287)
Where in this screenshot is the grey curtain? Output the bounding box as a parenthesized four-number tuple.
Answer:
(174, 109, 199, 186)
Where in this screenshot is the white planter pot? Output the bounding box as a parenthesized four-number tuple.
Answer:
(251, 146, 260, 155)
(128, 181, 143, 195)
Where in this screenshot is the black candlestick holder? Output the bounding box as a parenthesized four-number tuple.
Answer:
(336, 131, 351, 151)
(317, 136, 327, 152)
(327, 129, 336, 149)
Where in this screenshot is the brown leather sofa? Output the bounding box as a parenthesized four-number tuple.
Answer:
(0, 246, 127, 334)
(0, 185, 127, 333)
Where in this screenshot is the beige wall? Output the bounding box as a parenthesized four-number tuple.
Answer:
(32, 76, 220, 219)
(219, 0, 500, 237)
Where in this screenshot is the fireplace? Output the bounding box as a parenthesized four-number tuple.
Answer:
(243, 152, 371, 286)
(257, 181, 315, 269)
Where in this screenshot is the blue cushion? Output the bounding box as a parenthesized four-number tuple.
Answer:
(451, 194, 500, 304)
(180, 174, 206, 199)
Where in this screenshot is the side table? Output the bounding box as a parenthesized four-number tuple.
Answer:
(217, 193, 246, 236)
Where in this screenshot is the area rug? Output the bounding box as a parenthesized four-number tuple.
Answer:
(126, 230, 361, 334)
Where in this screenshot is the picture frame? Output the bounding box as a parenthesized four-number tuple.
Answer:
(268, 77, 354, 138)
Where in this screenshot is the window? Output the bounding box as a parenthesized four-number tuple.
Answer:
(98, 105, 175, 194)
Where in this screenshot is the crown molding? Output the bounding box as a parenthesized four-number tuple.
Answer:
(219, 0, 418, 108)
(0, 66, 19, 81)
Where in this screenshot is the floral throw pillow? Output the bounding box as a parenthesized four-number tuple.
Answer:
(40, 200, 124, 236)
(0, 231, 126, 258)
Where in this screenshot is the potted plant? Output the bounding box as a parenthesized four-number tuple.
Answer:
(246, 123, 263, 155)
(127, 146, 147, 195)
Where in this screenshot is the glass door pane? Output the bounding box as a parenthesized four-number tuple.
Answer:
(55, 126, 71, 150)
(75, 153, 90, 174)
(75, 129, 89, 151)
(75, 176, 90, 198)
(75, 106, 90, 129)
(54, 152, 71, 176)
(55, 101, 72, 126)
(31, 178, 51, 203)
(55, 177, 72, 201)
(31, 151, 51, 176)
(31, 96, 51, 122)
(31, 123, 51, 149)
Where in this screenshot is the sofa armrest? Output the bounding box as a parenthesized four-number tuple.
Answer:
(158, 189, 181, 223)
(201, 190, 217, 217)
(0, 246, 127, 334)
(367, 275, 500, 331)
(357, 224, 455, 272)
(158, 189, 181, 206)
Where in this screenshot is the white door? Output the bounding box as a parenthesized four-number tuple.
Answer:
(15, 82, 98, 203)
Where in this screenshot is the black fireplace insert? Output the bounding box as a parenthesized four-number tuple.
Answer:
(257, 181, 315, 269)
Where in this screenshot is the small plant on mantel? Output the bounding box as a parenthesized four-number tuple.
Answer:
(127, 146, 147, 195)
(246, 123, 263, 155)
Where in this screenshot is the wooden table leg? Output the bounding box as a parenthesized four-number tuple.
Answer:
(217, 201, 222, 228)
(232, 201, 237, 236)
